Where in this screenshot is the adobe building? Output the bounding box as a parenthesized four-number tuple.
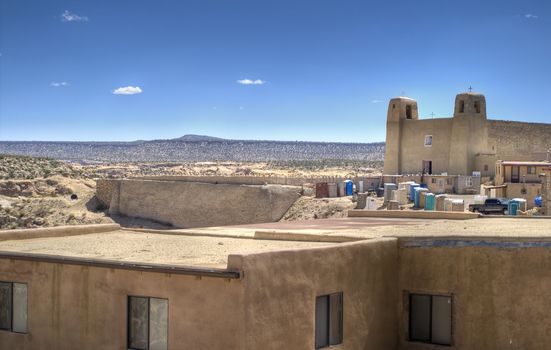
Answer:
(384, 92, 551, 177)
(2, 219, 551, 350)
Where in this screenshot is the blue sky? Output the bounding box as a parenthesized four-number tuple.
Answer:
(0, 0, 549, 142)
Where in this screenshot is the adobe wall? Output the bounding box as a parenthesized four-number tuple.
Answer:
(230, 238, 399, 349)
(396, 119, 453, 175)
(488, 120, 551, 161)
(109, 179, 302, 228)
(0, 259, 245, 350)
(398, 238, 551, 350)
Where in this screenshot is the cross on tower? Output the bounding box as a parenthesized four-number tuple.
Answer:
(468, 86, 473, 92)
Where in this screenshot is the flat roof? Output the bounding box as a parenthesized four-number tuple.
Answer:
(172, 217, 551, 239)
(499, 161, 551, 166)
(0, 230, 333, 268)
(1, 217, 551, 273)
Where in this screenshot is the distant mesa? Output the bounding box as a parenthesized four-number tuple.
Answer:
(171, 134, 226, 142)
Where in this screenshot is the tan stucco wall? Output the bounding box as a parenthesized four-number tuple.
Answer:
(488, 120, 551, 161)
(398, 119, 454, 175)
(384, 94, 551, 178)
(0, 259, 245, 350)
(230, 238, 399, 349)
(109, 179, 301, 228)
(398, 239, 551, 350)
(0, 238, 399, 350)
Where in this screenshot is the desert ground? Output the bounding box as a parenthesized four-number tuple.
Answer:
(0, 154, 381, 230)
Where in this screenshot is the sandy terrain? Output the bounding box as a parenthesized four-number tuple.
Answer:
(0, 155, 383, 230)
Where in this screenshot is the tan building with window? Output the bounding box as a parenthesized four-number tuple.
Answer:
(3, 220, 551, 349)
(487, 160, 550, 208)
(384, 92, 551, 177)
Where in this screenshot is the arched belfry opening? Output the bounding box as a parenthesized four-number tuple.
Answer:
(406, 105, 412, 119)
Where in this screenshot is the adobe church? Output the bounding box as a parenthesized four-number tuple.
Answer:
(383, 91, 551, 177)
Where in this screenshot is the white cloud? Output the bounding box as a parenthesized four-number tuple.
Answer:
(61, 10, 88, 22)
(525, 14, 539, 19)
(51, 81, 70, 87)
(113, 86, 143, 95)
(371, 99, 384, 104)
(237, 79, 266, 85)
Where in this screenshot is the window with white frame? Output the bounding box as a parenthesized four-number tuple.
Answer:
(0, 282, 27, 334)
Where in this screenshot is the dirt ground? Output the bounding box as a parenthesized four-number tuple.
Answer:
(0, 155, 383, 230)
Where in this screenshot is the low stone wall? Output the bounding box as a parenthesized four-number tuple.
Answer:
(108, 179, 302, 228)
(0, 223, 120, 241)
(97, 176, 383, 206)
(96, 179, 116, 206)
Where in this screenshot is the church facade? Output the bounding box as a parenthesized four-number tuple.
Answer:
(383, 92, 551, 177)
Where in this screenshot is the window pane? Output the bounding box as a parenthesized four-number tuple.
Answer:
(12, 283, 27, 333)
(149, 298, 168, 350)
(315, 295, 329, 348)
(410, 294, 430, 341)
(129, 297, 149, 350)
(329, 293, 343, 345)
(432, 296, 452, 345)
(0, 282, 12, 330)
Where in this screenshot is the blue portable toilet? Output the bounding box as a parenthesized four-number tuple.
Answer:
(345, 180, 353, 196)
(535, 195, 542, 207)
(409, 184, 420, 201)
(419, 183, 428, 189)
(424, 193, 435, 211)
(508, 200, 519, 216)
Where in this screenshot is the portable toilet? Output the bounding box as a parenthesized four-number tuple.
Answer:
(328, 183, 338, 198)
(315, 183, 329, 198)
(396, 188, 408, 205)
(365, 197, 377, 210)
(435, 194, 447, 211)
(409, 183, 420, 202)
(345, 180, 354, 196)
(508, 200, 520, 216)
(384, 183, 397, 203)
(420, 183, 428, 189)
(512, 198, 527, 212)
(535, 195, 543, 207)
(444, 198, 454, 211)
(358, 180, 365, 193)
(337, 182, 346, 197)
(419, 191, 428, 209)
(451, 199, 465, 212)
(414, 187, 428, 209)
(424, 193, 436, 211)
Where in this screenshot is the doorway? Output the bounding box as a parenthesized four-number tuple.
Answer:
(511, 166, 520, 183)
(422, 160, 432, 175)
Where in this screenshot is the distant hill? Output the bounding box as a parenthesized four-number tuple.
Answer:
(170, 134, 226, 142)
(0, 137, 386, 163)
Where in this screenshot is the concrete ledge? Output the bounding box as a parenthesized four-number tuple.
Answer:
(254, 230, 363, 243)
(0, 223, 121, 242)
(348, 210, 480, 220)
(0, 251, 240, 279)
